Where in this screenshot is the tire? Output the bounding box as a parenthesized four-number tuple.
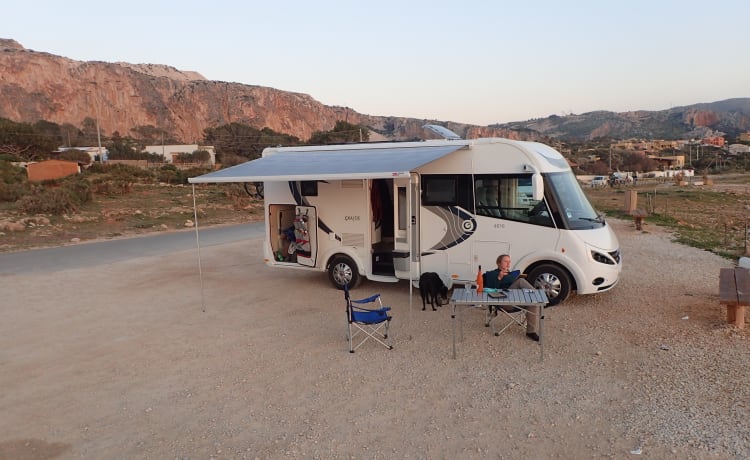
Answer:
(328, 255, 361, 290)
(527, 264, 571, 306)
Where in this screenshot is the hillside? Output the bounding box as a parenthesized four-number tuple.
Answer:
(1, 38, 748, 143)
(0, 39, 516, 143)
(492, 99, 750, 140)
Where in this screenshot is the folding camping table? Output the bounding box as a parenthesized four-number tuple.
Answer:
(450, 287, 549, 361)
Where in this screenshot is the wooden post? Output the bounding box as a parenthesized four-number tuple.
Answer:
(624, 190, 637, 213)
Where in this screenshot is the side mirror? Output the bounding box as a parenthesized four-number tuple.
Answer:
(532, 172, 543, 200)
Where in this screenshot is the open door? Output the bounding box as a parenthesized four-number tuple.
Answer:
(392, 176, 419, 280)
(294, 206, 317, 267)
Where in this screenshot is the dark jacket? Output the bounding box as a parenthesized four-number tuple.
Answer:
(483, 268, 520, 289)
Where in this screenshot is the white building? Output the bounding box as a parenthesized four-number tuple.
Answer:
(143, 144, 216, 165)
(729, 144, 750, 155)
(57, 146, 108, 163)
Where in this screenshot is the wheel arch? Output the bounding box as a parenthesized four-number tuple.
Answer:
(323, 249, 366, 276)
(522, 259, 578, 293)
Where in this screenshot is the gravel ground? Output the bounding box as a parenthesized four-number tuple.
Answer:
(0, 218, 748, 459)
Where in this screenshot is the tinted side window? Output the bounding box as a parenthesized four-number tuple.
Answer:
(474, 174, 554, 227)
(422, 175, 473, 209)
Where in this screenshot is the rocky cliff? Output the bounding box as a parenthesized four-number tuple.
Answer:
(2, 38, 746, 144)
(1, 39, 512, 143)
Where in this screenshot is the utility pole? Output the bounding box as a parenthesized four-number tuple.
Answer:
(88, 81, 103, 163)
(95, 108, 103, 163)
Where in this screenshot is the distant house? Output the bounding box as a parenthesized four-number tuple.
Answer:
(27, 160, 80, 182)
(648, 154, 685, 169)
(143, 144, 216, 165)
(702, 136, 725, 147)
(56, 146, 108, 163)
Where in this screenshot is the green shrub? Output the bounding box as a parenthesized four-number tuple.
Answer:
(57, 149, 92, 165)
(17, 185, 79, 214)
(86, 163, 154, 181)
(0, 182, 29, 202)
(16, 176, 93, 214)
(180, 167, 212, 185)
(61, 176, 93, 204)
(156, 164, 182, 184)
(0, 161, 30, 202)
(0, 153, 22, 162)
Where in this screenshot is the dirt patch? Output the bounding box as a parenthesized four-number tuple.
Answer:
(1, 218, 747, 459)
(0, 439, 71, 460)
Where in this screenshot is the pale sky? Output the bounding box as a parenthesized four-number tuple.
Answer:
(4, 1, 749, 126)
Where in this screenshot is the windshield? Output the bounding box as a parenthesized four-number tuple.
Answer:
(545, 171, 604, 230)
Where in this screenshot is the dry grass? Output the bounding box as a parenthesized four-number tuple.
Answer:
(584, 174, 750, 259)
(4, 173, 750, 259)
(0, 183, 261, 252)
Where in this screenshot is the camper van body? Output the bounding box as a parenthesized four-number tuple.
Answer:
(190, 137, 621, 305)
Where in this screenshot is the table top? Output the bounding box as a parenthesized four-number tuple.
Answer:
(451, 288, 548, 306)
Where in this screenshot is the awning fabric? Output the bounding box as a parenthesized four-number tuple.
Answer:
(188, 144, 467, 183)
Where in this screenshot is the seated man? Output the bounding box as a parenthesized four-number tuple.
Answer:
(483, 254, 540, 342)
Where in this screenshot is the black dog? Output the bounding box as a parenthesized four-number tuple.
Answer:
(419, 272, 448, 311)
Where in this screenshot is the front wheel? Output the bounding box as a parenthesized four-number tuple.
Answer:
(527, 264, 571, 306)
(328, 255, 361, 290)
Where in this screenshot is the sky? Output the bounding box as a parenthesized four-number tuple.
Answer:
(4, 0, 749, 126)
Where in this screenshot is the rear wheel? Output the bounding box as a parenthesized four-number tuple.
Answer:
(328, 255, 361, 290)
(527, 264, 571, 306)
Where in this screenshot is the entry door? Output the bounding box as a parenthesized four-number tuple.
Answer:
(392, 177, 419, 279)
(294, 206, 317, 267)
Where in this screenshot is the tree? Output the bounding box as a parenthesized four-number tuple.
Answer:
(308, 121, 370, 145)
(0, 118, 58, 161)
(176, 150, 211, 164)
(80, 117, 104, 146)
(107, 136, 139, 159)
(33, 120, 63, 145)
(60, 123, 86, 147)
(58, 148, 92, 165)
(620, 152, 658, 173)
(203, 123, 300, 161)
(130, 125, 179, 146)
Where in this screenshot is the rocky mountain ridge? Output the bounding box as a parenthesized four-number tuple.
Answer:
(0, 39, 511, 143)
(492, 99, 750, 141)
(1, 38, 747, 144)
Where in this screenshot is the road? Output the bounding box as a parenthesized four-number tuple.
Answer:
(0, 222, 264, 275)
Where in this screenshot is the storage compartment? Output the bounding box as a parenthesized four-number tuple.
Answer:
(269, 204, 297, 262)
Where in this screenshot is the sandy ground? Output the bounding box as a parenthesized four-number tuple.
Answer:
(1, 219, 748, 459)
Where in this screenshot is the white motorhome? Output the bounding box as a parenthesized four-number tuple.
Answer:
(189, 136, 621, 305)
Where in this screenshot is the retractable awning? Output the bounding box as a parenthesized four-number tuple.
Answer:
(188, 144, 468, 184)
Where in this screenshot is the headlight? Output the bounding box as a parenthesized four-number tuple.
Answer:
(591, 250, 615, 265)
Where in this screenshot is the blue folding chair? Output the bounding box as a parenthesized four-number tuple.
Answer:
(344, 284, 393, 353)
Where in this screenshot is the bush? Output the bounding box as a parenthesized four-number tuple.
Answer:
(218, 153, 246, 167)
(0, 182, 29, 202)
(61, 176, 92, 204)
(0, 161, 30, 202)
(86, 163, 154, 181)
(180, 167, 212, 185)
(57, 149, 92, 165)
(156, 164, 182, 184)
(18, 185, 78, 214)
(0, 153, 22, 162)
(16, 176, 93, 214)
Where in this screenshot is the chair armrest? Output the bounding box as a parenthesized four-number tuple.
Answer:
(351, 294, 381, 304)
